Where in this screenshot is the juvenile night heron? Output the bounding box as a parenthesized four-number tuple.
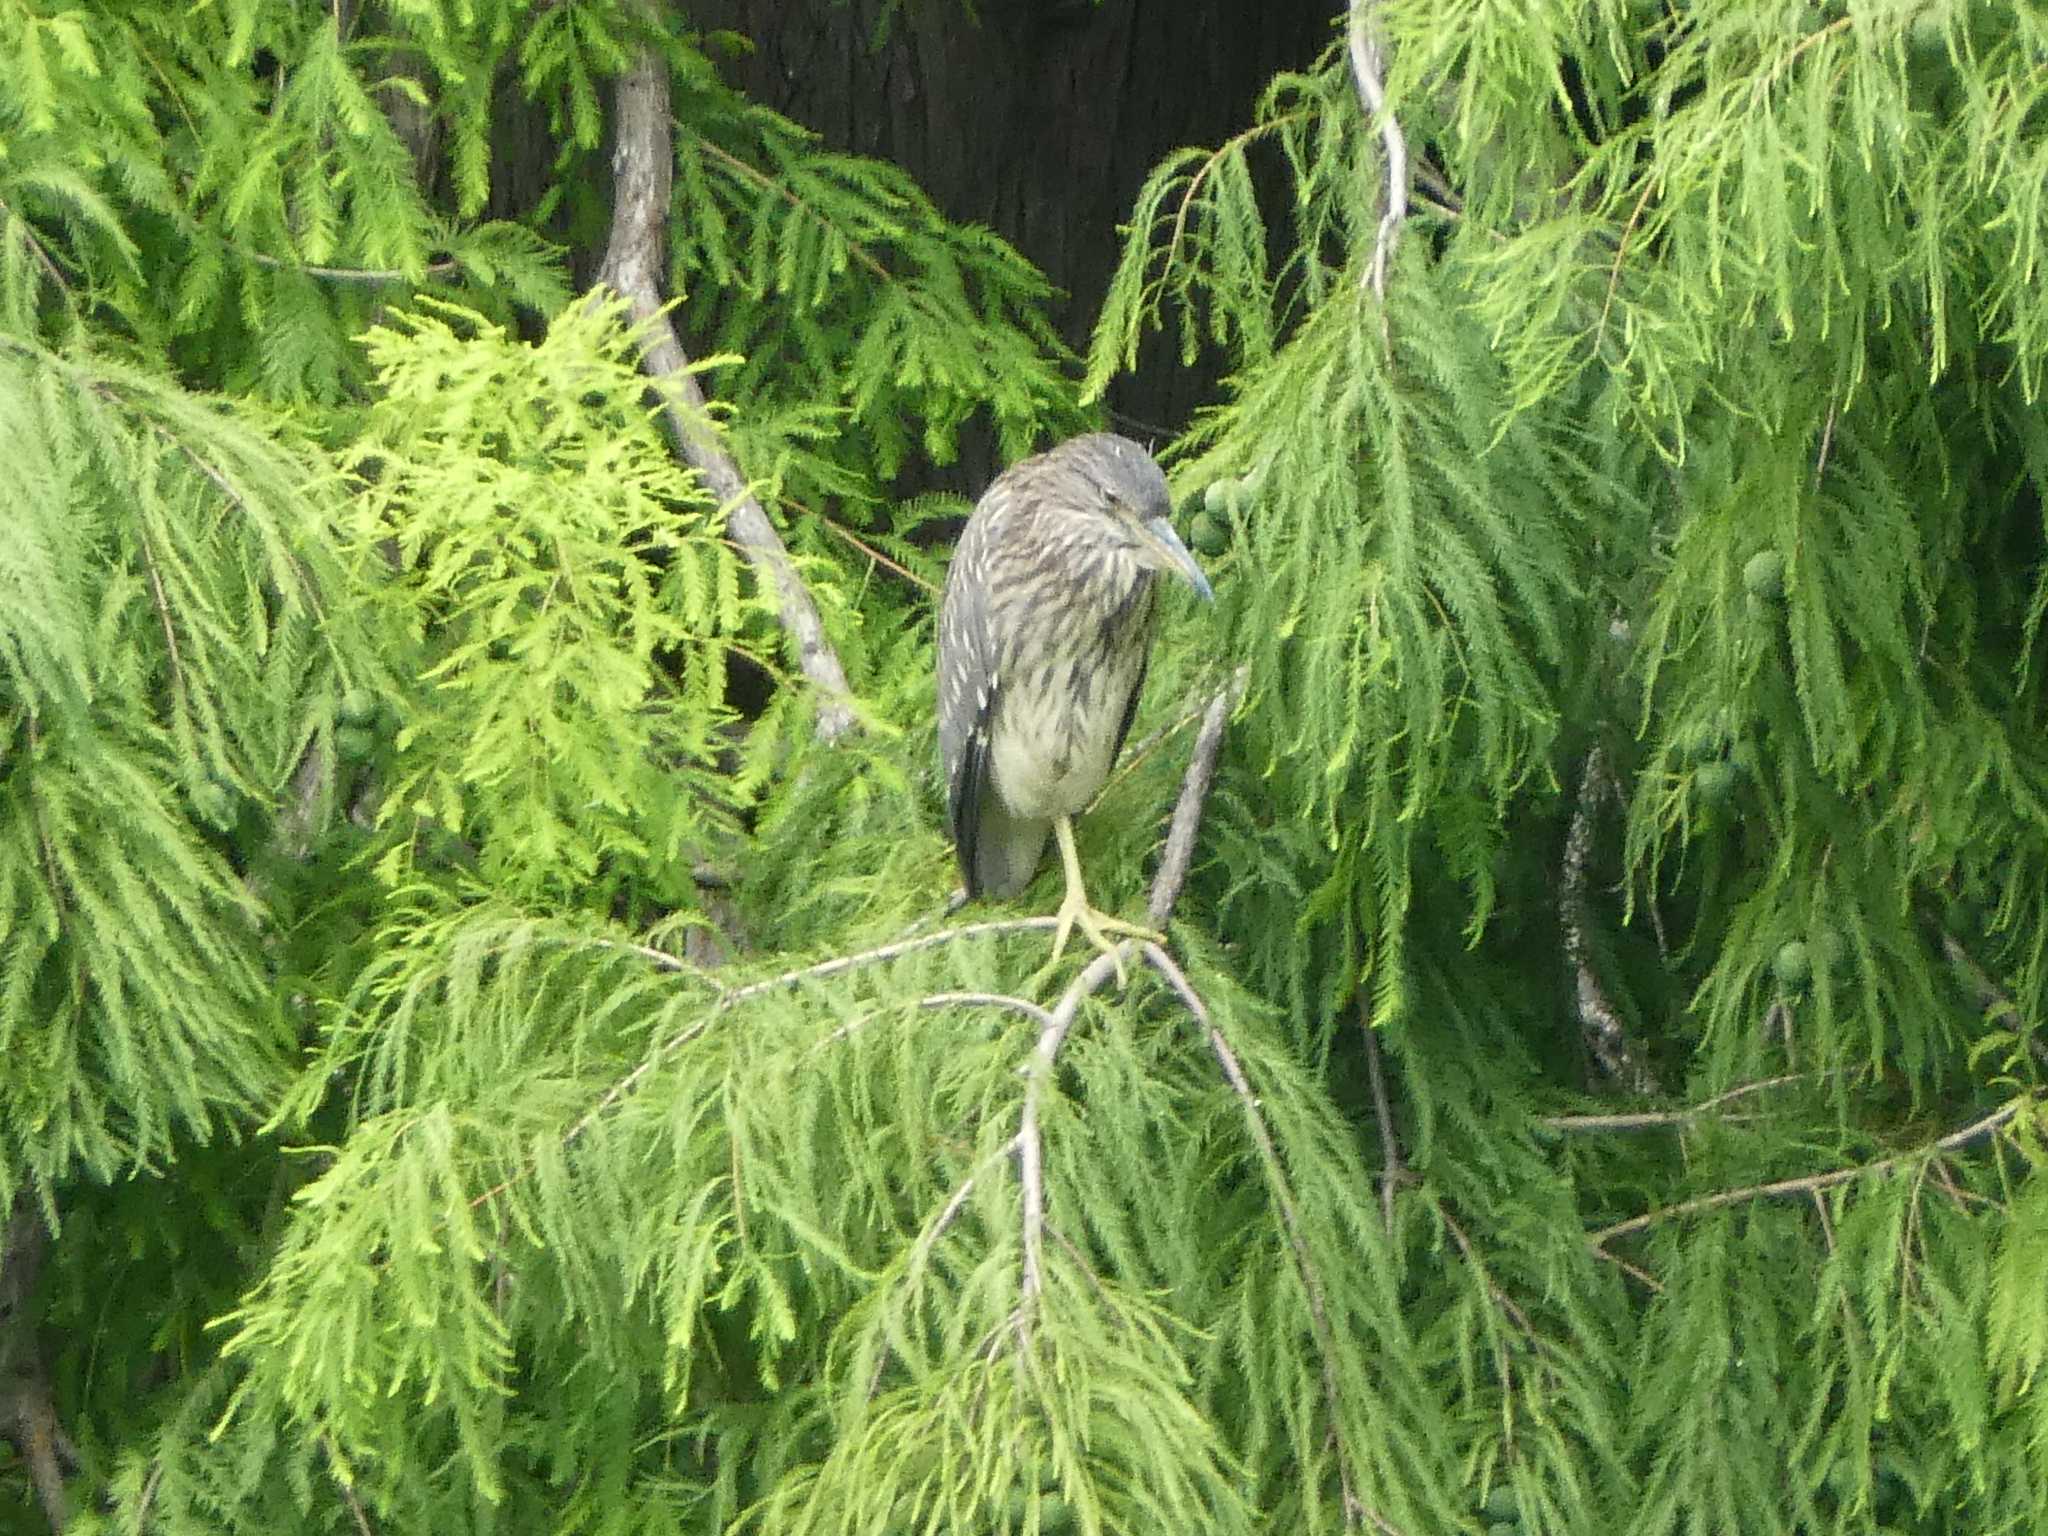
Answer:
(937, 433, 1214, 971)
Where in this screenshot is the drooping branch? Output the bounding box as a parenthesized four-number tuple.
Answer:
(1014, 948, 1123, 1330)
(472, 916, 1065, 1208)
(596, 47, 857, 743)
(1145, 944, 1395, 1535)
(1345, 0, 1410, 304)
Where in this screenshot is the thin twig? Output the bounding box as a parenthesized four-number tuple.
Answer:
(133, 526, 187, 716)
(0, 194, 72, 296)
(919, 991, 1058, 1029)
(803, 500, 936, 594)
(1436, 1201, 1528, 1447)
(1589, 1097, 2031, 1246)
(1586, 1243, 1664, 1293)
(241, 248, 459, 284)
(1537, 1073, 1805, 1133)
(1812, 400, 1838, 489)
(1360, 1014, 1403, 1233)
(1345, 0, 1410, 307)
(321, 1436, 376, 1536)
(597, 46, 856, 742)
(1594, 177, 1659, 353)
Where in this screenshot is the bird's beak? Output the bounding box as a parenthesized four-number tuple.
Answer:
(1142, 515, 1215, 603)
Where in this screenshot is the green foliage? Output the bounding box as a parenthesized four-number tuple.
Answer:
(340, 297, 754, 905)
(15, 4, 2048, 1536)
(0, 335, 369, 1205)
(1078, 2, 2048, 1531)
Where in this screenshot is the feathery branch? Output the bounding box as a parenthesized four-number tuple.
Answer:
(1589, 1096, 2032, 1246)
(1146, 943, 1393, 1534)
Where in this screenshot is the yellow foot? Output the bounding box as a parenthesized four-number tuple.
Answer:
(1048, 890, 1164, 987)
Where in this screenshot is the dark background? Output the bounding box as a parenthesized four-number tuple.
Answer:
(685, 0, 1339, 440)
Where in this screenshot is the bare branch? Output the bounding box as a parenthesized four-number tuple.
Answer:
(1589, 1096, 2032, 1246)
(322, 1436, 376, 1536)
(1346, 0, 1410, 305)
(596, 47, 856, 742)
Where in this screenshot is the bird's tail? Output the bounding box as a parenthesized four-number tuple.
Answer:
(966, 797, 1050, 901)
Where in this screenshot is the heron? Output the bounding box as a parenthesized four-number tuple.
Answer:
(937, 433, 1214, 976)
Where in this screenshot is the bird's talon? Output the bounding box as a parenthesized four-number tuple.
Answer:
(1049, 893, 1147, 987)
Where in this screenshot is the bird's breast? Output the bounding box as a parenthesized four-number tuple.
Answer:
(986, 573, 1156, 820)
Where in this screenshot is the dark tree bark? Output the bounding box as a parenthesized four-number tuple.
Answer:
(686, 0, 1336, 436)
(0, 1199, 73, 1533)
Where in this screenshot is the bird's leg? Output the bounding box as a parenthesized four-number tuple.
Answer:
(1046, 816, 1164, 986)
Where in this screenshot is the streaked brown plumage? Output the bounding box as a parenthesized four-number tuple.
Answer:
(937, 433, 1213, 972)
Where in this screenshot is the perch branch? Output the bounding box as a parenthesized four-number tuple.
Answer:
(1588, 1095, 2031, 1246)
(596, 46, 856, 742)
(1345, 0, 1410, 304)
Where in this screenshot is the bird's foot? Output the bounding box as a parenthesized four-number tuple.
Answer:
(1048, 892, 1163, 988)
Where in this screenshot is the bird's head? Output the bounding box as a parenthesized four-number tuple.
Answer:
(1053, 433, 1215, 602)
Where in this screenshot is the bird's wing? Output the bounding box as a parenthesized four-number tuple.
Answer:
(937, 519, 1001, 893)
(1109, 654, 1148, 767)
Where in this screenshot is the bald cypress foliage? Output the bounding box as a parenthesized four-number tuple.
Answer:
(2, 4, 2044, 1536)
